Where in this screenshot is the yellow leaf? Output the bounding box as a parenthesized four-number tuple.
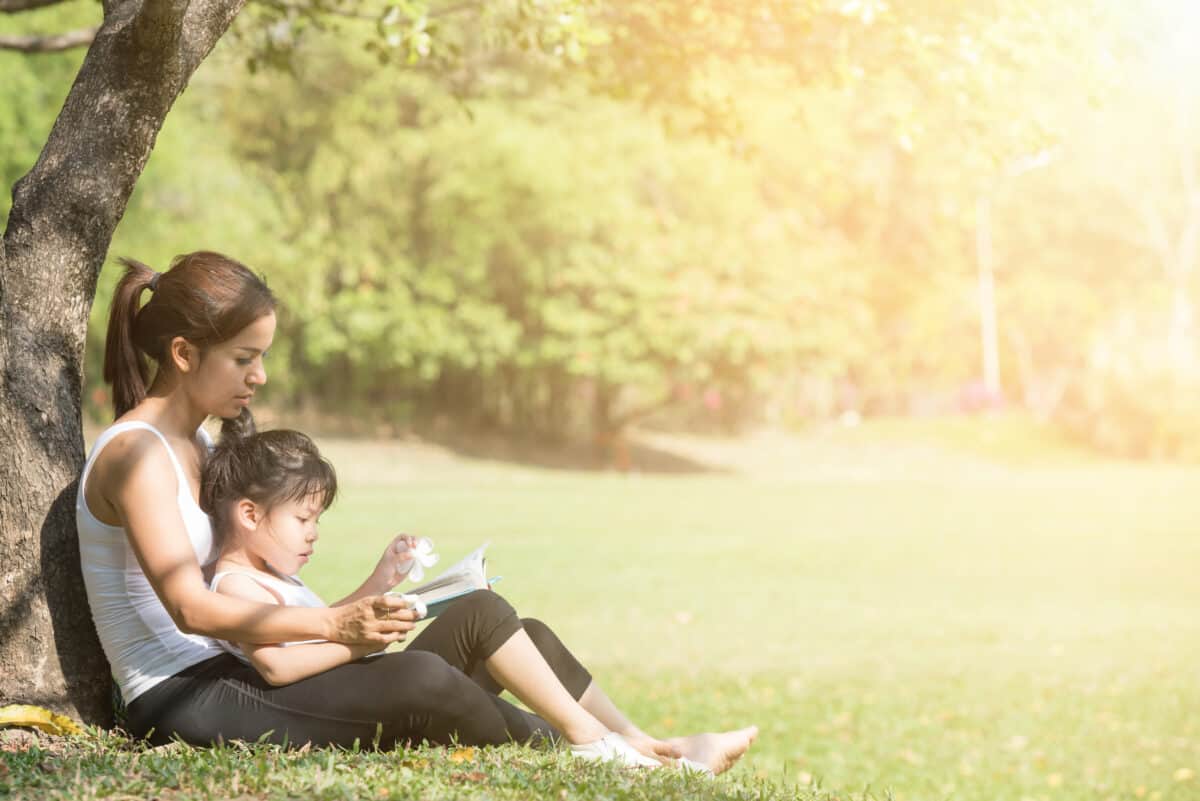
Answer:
(0, 705, 82, 736)
(449, 747, 476, 764)
(1175, 768, 1195, 782)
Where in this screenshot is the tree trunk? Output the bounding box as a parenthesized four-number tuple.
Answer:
(0, 0, 245, 725)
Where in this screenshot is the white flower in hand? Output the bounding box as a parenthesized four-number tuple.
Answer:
(375, 535, 439, 589)
(398, 536, 438, 583)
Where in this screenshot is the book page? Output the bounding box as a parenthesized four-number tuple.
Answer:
(408, 542, 489, 601)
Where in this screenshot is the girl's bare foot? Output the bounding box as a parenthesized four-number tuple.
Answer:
(624, 733, 682, 763)
(667, 726, 758, 775)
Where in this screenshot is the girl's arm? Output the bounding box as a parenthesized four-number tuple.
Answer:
(214, 574, 381, 686)
(102, 432, 416, 646)
(331, 534, 421, 607)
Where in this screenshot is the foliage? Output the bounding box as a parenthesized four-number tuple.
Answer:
(9, 0, 1200, 456)
(0, 4, 93, 228)
(199, 44, 833, 438)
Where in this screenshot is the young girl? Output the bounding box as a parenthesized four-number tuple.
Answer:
(201, 422, 751, 769)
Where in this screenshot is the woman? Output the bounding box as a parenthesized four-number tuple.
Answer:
(78, 250, 756, 772)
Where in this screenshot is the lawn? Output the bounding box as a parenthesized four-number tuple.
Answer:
(5, 418, 1200, 800)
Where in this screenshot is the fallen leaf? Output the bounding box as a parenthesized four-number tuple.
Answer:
(0, 706, 81, 736)
(449, 747, 476, 764)
(449, 771, 488, 784)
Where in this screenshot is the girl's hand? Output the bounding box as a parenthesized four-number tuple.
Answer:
(328, 595, 418, 645)
(368, 534, 422, 591)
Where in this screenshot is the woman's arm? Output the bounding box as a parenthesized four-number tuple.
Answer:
(215, 574, 381, 686)
(100, 432, 416, 646)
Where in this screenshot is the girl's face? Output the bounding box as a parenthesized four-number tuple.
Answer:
(179, 312, 277, 419)
(250, 492, 323, 576)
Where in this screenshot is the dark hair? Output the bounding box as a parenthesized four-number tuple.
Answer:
(103, 251, 276, 418)
(200, 426, 338, 542)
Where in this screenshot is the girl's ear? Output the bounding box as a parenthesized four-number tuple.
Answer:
(168, 336, 198, 374)
(234, 498, 262, 531)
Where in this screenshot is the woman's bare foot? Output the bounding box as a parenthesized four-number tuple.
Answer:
(667, 726, 758, 775)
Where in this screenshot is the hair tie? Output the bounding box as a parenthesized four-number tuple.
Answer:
(149, 272, 161, 291)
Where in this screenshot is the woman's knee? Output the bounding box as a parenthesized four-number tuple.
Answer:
(393, 650, 466, 703)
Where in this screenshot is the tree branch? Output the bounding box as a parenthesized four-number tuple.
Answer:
(255, 0, 481, 22)
(257, 0, 374, 20)
(0, 26, 97, 52)
(0, 0, 68, 12)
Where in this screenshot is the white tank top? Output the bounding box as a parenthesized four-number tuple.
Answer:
(208, 570, 326, 662)
(76, 421, 224, 705)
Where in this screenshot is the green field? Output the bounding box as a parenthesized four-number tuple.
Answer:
(7, 419, 1200, 800)
(303, 423, 1200, 801)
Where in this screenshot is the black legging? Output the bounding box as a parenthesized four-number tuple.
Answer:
(125, 590, 592, 748)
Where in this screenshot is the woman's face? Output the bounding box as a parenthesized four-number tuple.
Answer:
(182, 312, 277, 419)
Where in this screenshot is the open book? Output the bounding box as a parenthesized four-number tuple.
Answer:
(391, 542, 498, 619)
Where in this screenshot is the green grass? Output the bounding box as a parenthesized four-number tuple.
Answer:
(7, 418, 1200, 800)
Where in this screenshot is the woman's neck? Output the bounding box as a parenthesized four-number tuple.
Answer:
(123, 376, 207, 437)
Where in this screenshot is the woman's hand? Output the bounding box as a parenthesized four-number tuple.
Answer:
(328, 595, 419, 645)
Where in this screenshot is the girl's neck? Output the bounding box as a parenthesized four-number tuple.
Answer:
(215, 545, 272, 577)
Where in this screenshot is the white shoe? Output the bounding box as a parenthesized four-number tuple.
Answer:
(676, 756, 715, 777)
(569, 732, 661, 768)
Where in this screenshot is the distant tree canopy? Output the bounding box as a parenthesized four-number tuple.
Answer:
(4, 0, 1197, 454)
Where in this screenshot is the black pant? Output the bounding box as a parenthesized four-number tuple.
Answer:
(125, 590, 592, 749)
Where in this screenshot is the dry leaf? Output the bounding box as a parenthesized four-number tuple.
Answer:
(449, 770, 488, 784)
(449, 747, 476, 764)
(0, 705, 82, 736)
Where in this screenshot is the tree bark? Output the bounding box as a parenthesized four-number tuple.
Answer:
(0, 0, 245, 725)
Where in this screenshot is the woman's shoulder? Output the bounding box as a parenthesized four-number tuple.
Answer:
(83, 424, 181, 527)
(87, 422, 185, 505)
(92, 416, 208, 477)
(91, 423, 176, 481)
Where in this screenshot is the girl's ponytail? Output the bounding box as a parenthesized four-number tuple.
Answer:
(220, 407, 257, 444)
(102, 258, 157, 418)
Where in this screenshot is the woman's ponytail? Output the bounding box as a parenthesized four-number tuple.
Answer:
(102, 258, 157, 419)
